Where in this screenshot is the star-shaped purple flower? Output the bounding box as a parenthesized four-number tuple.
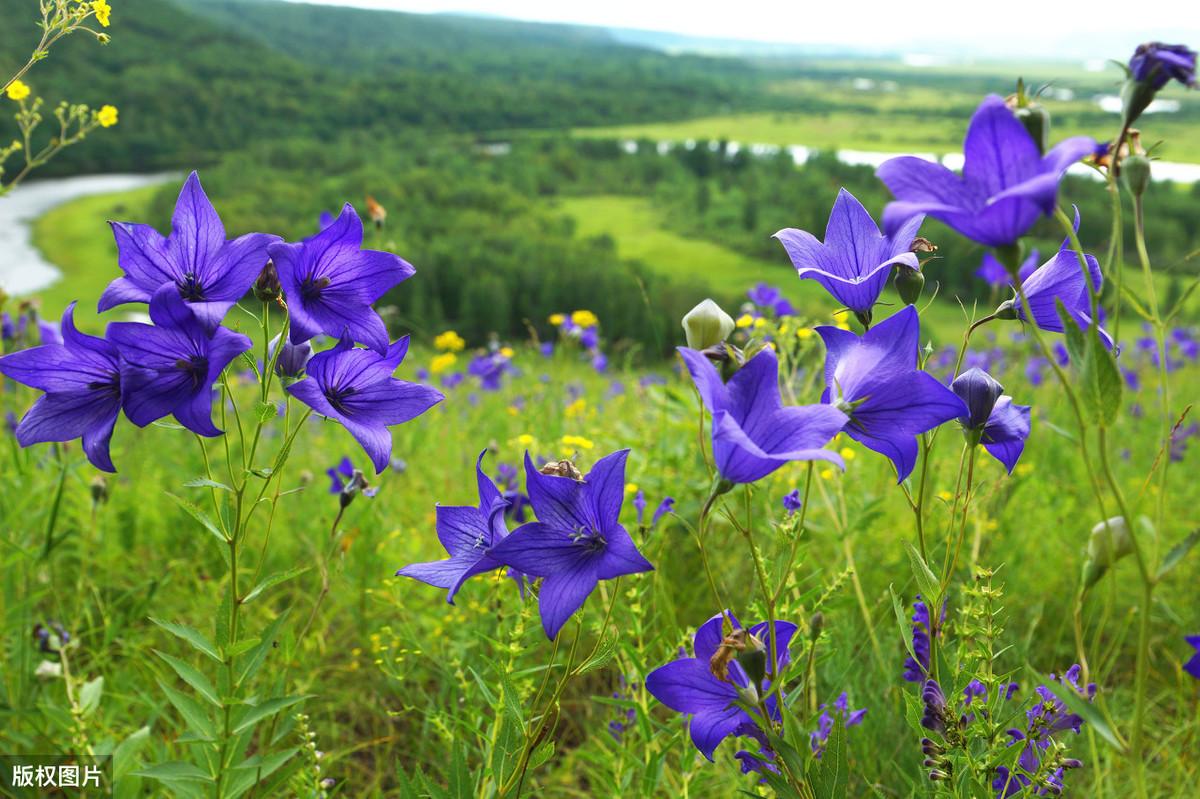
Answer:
(0, 302, 122, 471)
(877, 95, 1096, 248)
(816, 306, 968, 482)
(1129, 42, 1197, 90)
(397, 450, 516, 602)
(488, 450, 653, 639)
(775, 188, 924, 316)
(107, 287, 252, 437)
(285, 335, 443, 473)
(678, 346, 847, 484)
(644, 610, 797, 760)
(99, 172, 280, 331)
(271, 204, 414, 354)
(951, 368, 1031, 473)
(1002, 240, 1112, 348)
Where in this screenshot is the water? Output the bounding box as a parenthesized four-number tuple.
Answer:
(0, 173, 175, 297)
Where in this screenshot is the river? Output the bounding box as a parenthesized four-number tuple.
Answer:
(0, 173, 175, 297)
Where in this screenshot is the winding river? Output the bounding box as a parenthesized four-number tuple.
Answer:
(0, 172, 174, 297)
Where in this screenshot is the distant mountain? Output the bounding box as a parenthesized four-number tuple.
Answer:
(0, 0, 769, 174)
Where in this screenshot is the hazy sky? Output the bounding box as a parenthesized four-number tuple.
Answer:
(287, 0, 1200, 59)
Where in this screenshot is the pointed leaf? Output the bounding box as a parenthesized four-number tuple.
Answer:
(152, 618, 222, 662)
(232, 695, 310, 734)
(155, 650, 221, 707)
(1157, 529, 1200, 580)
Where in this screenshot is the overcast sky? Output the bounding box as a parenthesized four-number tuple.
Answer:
(286, 0, 1200, 59)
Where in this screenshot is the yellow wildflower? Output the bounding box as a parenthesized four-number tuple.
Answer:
(91, 0, 112, 27)
(571, 310, 599, 328)
(735, 313, 754, 329)
(499, 346, 514, 359)
(434, 330, 465, 352)
(514, 433, 535, 448)
(753, 317, 767, 329)
(820, 468, 834, 480)
(840, 447, 856, 461)
(624, 483, 638, 495)
(937, 490, 954, 502)
(429, 352, 457, 374)
(1014, 463, 1034, 477)
(797, 328, 814, 340)
(561, 434, 594, 451)
(548, 313, 565, 325)
(506, 405, 519, 416)
(6, 80, 31, 102)
(96, 104, 118, 128)
(565, 398, 587, 419)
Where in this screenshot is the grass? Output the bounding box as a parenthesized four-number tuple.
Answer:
(2, 184, 1198, 797)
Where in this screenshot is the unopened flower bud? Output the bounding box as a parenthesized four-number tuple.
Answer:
(894, 264, 925, 306)
(734, 632, 769, 688)
(1122, 154, 1152, 197)
(1007, 80, 1050, 155)
(995, 299, 1019, 321)
(269, 334, 312, 379)
(682, 299, 735, 351)
(809, 612, 824, 641)
(89, 475, 109, 506)
(1083, 516, 1135, 590)
(340, 470, 369, 509)
(253, 260, 282, 302)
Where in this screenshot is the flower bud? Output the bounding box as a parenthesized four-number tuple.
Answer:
(682, 299, 735, 351)
(1122, 154, 1152, 198)
(809, 612, 824, 641)
(894, 264, 925, 306)
(1086, 516, 1133, 566)
(89, 475, 109, 506)
(339, 470, 369, 510)
(734, 632, 769, 688)
(1006, 80, 1051, 155)
(951, 368, 1004, 431)
(269, 334, 312, 379)
(253, 260, 282, 302)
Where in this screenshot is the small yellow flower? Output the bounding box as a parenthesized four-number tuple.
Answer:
(96, 104, 118, 128)
(548, 313, 565, 326)
(753, 317, 767, 329)
(735, 313, 754, 329)
(624, 483, 638, 495)
(506, 405, 519, 416)
(499, 346, 514, 359)
(839, 447, 856, 461)
(91, 0, 112, 27)
(1014, 463, 1034, 477)
(820, 468, 834, 480)
(570, 310, 599, 329)
(561, 434, 594, 451)
(514, 433, 535, 448)
(429, 352, 457, 374)
(937, 490, 954, 502)
(797, 328, 814, 340)
(565, 398, 587, 419)
(6, 80, 31, 102)
(434, 330, 465, 352)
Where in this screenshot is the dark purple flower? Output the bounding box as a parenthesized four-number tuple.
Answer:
(809, 692, 867, 759)
(107, 287, 251, 438)
(775, 189, 923, 315)
(951, 368, 1031, 473)
(633, 489, 647, 525)
(877, 96, 1095, 247)
(976, 249, 1039, 288)
(1184, 636, 1200, 680)
(327, 456, 355, 494)
(645, 611, 797, 760)
(0, 302, 122, 471)
(269, 333, 312, 378)
(285, 335, 443, 473)
(1129, 42, 1197, 90)
(539, 341, 554, 358)
(1, 312, 13, 343)
(487, 450, 653, 639)
(1002, 239, 1112, 348)
(921, 679, 948, 733)
(782, 489, 802, 515)
(678, 346, 847, 484)
(468, 351, 516, 391)
(396, 451, 514, 602)
(747, 283, 782, 309)
(651, 497, 674, 528)
(100, 172, 280, 331)
(816, 306, 967, 481)
(903, 595, 937, 683)
(271, 204, 414, 354)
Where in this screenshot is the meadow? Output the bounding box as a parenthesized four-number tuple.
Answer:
(2, 2, 1200, 798)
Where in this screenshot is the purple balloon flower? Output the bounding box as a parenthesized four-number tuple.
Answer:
(816, 306, 967, 482)
(951, 368, 1031, 473)
(271, 204, 414, 354)
(0, 302, 122, 471)
(269, 334, 312, 378)
(775, 188, 923, 315)
(1002, 235, 1112, 348)
(285, 335, 443, 473)
(651, 497, 674, 528)
(644, 610, 797, 760)
(327, 456, 355, 494)
(809, 692, 867, 759)
(397, 450, 515, 603)
(100, 172, 280, 331)
(782, 489, 802, 515)
(107, 287, 252, 437)
(877, 95, 1095, 247)
(488, 450, 653, 639)
(1129, 42, 1197, 90)
(1184, 636, 1200, 680)
(976, 249, 1039, 289)
(678, 346, 847, 484)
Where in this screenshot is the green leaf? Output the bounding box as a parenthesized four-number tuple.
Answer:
(158, 679, 216, 740)
(151, 618, 222, 663)
(133, 761, 214, 783)
(239, 351, 260, 378)
(242, 566, 310, 605)
(809, 716, 848, 798)
(1056, 299, 1086, 367)
(226, 747, 300, 799)
(225, 637, 262, 658)
(1080, 323, 1122, 427)
(889, 585, 919, 665)
(79, 676, 103, 717)
(165, 492, 229, 543)
(183, 477, 232, 492)
(255, 400, 277, 423)
(903, 540, 940, 606)
(1157, 529, 1200, 580)
(112, 726, 151, 780)
(237, 612, 290, 687)
(232, 695, 309, 734)
(155, 650, 222, 707)
(574, 633, 618, 676)
(1036, 670, 1125, 753)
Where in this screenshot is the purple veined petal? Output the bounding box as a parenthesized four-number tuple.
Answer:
(689, 704, 750, 761)
(302, 336, 368, 387)
(844, 419, 921, 483)
(302, 291, 392, 355)
(675, 347, 729, 416)
(1019, 249, 1099, 326)
(853, 371, 968, 437)
(80, 409, 119, 473)
(59, 302, 120, 366)
(821, 188, 886, 277)
(747, 620, 800, 673)
(595, 524, 654, 580)
(338, 415, 393, 474)
(537, 562, 601, 639)
(116, 363, 192, 427)
(712, 409, 844, 484)
(206, 325, 254, 384)
(961, 95, 1042, 195)
(435, 504, 493, 558)
(794, 257, 908, 315)
(173, 384, 223, 437)
(773, 227, 823, 271)
(396, 553, 479, 591)
(887, 213, 926, 255)
(271, 240, 324, 346)
(817, 305, 921, 402)
(472, 449, 508, 539)
(285, 376, 338, 418)
(876, 157, 978, 214)
(1042, 136, 1100, 178)
(583, 448, 630, 533)
(0, 345, 102, 393)
(196, 232, 279, 302)
(101, 221, 176, 311)
(15, 391, 121, 453)
(445, 552, 508, 604)
(382, 336, 412, 372)
(168, 172, 226, 276)
(981, 397, 1031, 474)
(487, 521, 592, 577)
(693, 610, 742, 662)
(324, 248, 415, 305)
(645, 658, 740, 715)
(147, 284, 209, 338)
(724, 346, 783, 431)
(337, 378, 444, 426)
(98, 275, 155, 313)
(522, 451, 590, 533)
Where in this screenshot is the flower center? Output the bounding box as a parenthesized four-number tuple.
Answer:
(570, 527, 606, 552)
(301, 275, 331, 302)
(175, 355, 209, 387)
(324, 384, 357, 415)
(176, 272, 206, 302)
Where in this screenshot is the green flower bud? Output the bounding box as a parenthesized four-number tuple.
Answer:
(734, 632, 769, 688)
(1083, 516, 1135, 590)
(894, 265, 925, 306)
(995, 299, 1019, 321)
(682, 299, 735, 350)
(1007, 79, 1050, 154)
(1122, 154, 1152, 197)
